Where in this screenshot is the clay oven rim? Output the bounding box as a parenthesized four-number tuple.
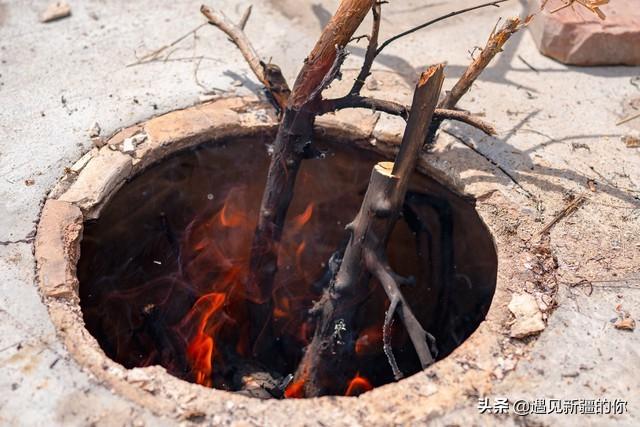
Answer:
(35, 96, 509, 419)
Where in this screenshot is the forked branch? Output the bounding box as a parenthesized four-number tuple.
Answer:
(201, 5, 291, 109)
(364, 249, 435, 373)
(292, 65, 445, 397)
(201, 1, 374, 361)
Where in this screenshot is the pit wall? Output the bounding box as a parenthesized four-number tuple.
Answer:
(35, 96, 549, 426)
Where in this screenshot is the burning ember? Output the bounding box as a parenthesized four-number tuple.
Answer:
(345, 374, 373, 397)
(79, 138, 497, 398)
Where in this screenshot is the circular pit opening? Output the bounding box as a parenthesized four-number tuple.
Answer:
(77, 134, 497, 399)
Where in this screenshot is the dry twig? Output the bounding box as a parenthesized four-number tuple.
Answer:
(319, 96, 496, 135)
(201, 5, 291, 109)
(547, 0, 609, 20)
(375, 0, 509, 58)
(439, 17, 524, 109)
(238, 5, 253, 29)
(534, 194, 587, 238)
(617, 112, 640, 126)
(128, 23, 207, 66)
(425, 17, 524, 143)
(349, 0, 382, 95)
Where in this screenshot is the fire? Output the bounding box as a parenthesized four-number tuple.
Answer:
(344, 373, 373, 396)
(284, 380, 305, 398)
(219, 196, 246, 227)
(292, 203, 314, 229)
(82, 142, 438, 399)
(183, 292, 226, 386)
(177, 193, 322, 389)
(273, 296, 291, 319)
(188, 334, 213, 386)
(102, 182, 380, 396)
(355, 325, 383, 355)
(295, 241, 307, 280)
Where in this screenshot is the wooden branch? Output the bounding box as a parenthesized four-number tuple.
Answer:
(318, 96, 496, 135)
(426, 17, 522, 143)
(439, 17, 522, 109)
(434, 109, 496, 135)
(392, 68, 445, 178)
(247, 0, 373, 360)
(350, 0, 382, 95)
(289, 0, 373, 108)
(381, 291, 402, 380)
(201, 5, 290, 109)
(533, 194, 587, 239)
(335, 67, 445, 301)
(320, 95, 409, 118)
(364, 248, 434, 370)
(291, 65, 445, 397)
(200, 5, 266, 86)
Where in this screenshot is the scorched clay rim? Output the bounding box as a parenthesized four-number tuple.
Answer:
(35, 96, 533, 425)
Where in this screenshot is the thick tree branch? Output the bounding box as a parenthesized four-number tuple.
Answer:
(291, 65, 445, 397)
(289, 0, 374, 108)
(247, 0, 373, 360)
(319, 96, 496, 135)
(201, 5, 291, 109)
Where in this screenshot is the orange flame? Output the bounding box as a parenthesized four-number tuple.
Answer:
(219, 199, 245, 227)
(284, 380, 305, 398)
(273, 296, 291, 319)
(345, 373, 373, 396)
(177, 190, 326, 389)
(184, 293, 226, 386)
(294, 241, 307, 279)
(292, 203, 314, 229)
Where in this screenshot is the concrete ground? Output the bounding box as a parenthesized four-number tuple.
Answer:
(1, 0, 638, 426)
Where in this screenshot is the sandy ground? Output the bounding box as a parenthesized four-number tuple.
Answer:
(1, 0, 639, 425)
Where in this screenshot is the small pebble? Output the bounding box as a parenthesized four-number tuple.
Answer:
(40, 1, 71, 23)
(88, 122, 101, 138)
